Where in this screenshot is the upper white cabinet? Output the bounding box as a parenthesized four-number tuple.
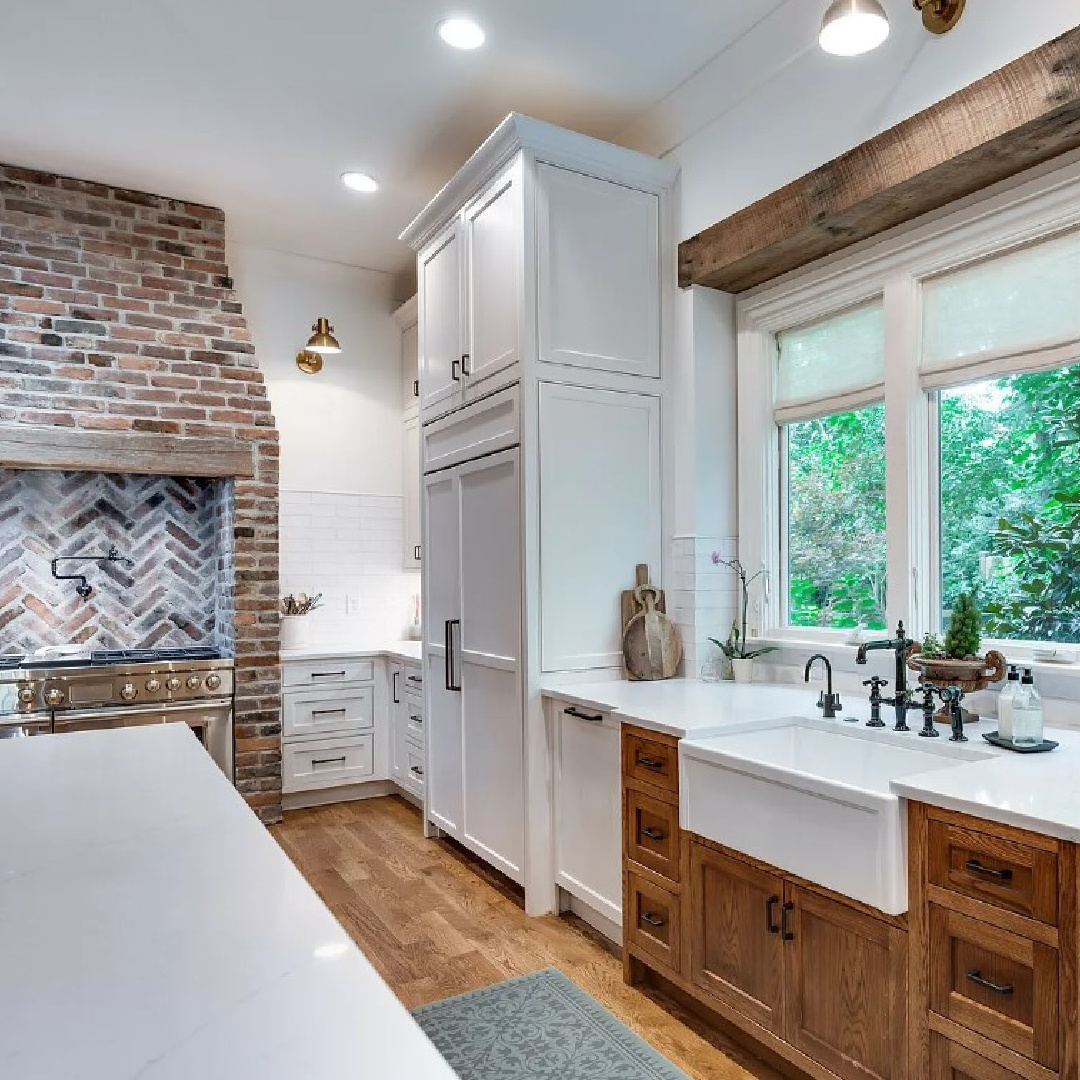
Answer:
(418, 220, 464, 418)
(403, 413, 421, 568)
(464, 158, 522, 397)
(538, 383, 662, 672)
(402, 321, 419, 414)
(537, 164, 661, 379)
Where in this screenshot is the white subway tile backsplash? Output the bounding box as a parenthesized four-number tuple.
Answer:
(279, 489, 420, 644)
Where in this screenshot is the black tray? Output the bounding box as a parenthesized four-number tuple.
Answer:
(982, 731, 1058, 754)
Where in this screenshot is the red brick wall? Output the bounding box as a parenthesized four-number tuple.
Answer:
(0, 164, 282, 822)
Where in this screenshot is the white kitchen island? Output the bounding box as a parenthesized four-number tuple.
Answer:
(0, 723, 458, 1080)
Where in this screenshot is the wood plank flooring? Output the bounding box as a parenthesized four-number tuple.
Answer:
(271, 795, 782, 1080)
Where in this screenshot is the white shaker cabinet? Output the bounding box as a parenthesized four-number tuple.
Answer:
(418, 220, 464, 420)
(537, 163, 661, 379)
(538, 382, 662, 672)
(402, 320, 419, 416)
(552, 700, 622, 928)
(403, 413, 421, 568)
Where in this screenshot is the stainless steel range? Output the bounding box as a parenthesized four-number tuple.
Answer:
(0, 646, 234, 777)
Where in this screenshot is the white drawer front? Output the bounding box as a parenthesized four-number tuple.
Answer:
(282, 659, 375, 687)
(402, 666, 424, 698)
(283, 687, 373, 739)
(283, 735, 374, 793)
(403, 743, 425, 796)
(404, 701, 424, 748)
(423, 384, 519, 473)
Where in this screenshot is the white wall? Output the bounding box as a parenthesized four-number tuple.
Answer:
(227, 243, 405, 495)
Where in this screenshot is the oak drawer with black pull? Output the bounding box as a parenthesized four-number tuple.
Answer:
(625, 787, 680, 883)
(626, 870, 680, 972)
(623, 729, 678, 796)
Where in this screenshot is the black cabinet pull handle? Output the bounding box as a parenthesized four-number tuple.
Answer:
(564, 706, 604, 723)
(636, 755, 664, 771)
(310, 708, 347, 717)
(392, 670, 400, 704)
(461, 353, 471, 375)
(414, 544, 422, 561)
(451, 358, 461, 381)
(639, 826, 665, 841)
(311, 671, 346, 679)
(407, 675, 423, 684)
(413, 378, 419, 398)
(410, 714, 422, 724)
(444, 619, 461, 692)
(311, 756, 347, 767)
(766, 895, 781, 935)
(640, 912, 665, 929)
(967, 970, 1014, 996)
(781, 901, 795, 941)
(410, 765, 425, 778)
(965, 859, 1013, 882)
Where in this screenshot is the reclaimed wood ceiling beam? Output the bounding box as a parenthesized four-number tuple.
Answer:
(678, 27, 1080, 294)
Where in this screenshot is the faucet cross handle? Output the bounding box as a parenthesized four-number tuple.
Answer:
(919, 682, 941, 738)
(938, 685, 967, 743)
(862, 675, 888, 728)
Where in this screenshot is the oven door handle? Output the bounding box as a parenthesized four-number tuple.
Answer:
(54, 699, 232, 727)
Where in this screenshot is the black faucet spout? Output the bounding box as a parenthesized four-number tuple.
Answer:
(804, 654, 841, 719)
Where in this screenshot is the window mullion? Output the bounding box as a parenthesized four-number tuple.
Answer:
(882, 274, 927, 637)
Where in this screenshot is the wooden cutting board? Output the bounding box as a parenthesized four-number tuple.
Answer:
(623, 583, 681, 681)
(620, 563, 665, 638)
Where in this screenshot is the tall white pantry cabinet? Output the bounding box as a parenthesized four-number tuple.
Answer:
(401, 114, 677, 915)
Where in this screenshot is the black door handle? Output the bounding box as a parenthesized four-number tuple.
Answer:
(412, 378, 419, 398)
(967, 970, 1014, 996)
(639, 826, 665, 842)
(451, 358, 461, 381)
(965, 859, 1013, 882)
(640, 912, 665, 929)
(392, 670, 400, 704)
(564, 706, 604, 723)
(414, 544, 422, 561)
(461, 353, 471, 375)
(766, 895, 781, 935)
(444, 619, 461, 692)
(781, 901, 795, 941)
(636, 755, 664, 771)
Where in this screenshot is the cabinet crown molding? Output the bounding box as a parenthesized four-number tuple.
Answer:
(399, 112, 679, 252)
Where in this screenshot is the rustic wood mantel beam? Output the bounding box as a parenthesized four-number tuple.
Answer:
(678, 27, 1080, 294)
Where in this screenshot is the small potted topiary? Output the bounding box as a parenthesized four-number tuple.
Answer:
(907, 592, 1006, 722)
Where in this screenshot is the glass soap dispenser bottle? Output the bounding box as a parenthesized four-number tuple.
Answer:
(1012, 668, 1043, 748)
(997, 665, 1020, 739)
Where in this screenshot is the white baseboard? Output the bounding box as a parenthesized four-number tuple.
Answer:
(282, 779, 398, 811)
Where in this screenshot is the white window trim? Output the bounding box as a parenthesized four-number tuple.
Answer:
(736, 155, 1080, 660)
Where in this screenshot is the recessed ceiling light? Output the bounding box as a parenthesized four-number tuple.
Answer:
(819, 0, 890, 56)
(340, 171, 378, 194)
(437, 16, 485, 50)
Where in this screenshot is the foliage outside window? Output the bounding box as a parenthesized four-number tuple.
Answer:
(939, 363, 1080, 644)
(786, 404, 887, 631)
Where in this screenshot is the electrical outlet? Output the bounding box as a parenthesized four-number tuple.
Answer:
(345, 594, 361, 615)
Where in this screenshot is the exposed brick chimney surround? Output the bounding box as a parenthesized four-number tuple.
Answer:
(0, 165, 282, 822)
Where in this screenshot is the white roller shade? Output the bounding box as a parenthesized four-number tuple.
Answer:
(775, 301, 885, 421)
(922, 228, 1080, 381)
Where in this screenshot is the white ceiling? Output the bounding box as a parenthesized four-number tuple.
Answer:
(0, 0, 784, 278)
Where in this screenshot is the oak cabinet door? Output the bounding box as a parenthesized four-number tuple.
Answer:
(688, 841, 785, 1035)
(785, 884, 907, 1080)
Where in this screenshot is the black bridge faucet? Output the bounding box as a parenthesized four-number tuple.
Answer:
(804, 654, 841, 719)
(855, 621, 921, 732)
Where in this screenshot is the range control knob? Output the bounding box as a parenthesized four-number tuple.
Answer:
(205, 673, 221, 691)
(44, 688, 65, 707)
(17, 686, 35, 705)
(145, 677, 161, 693)
(120, 683, 138, 701)
(186, 675, 202, 690)
(165, 676, 182, 692)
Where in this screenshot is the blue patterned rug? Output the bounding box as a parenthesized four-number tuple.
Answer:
(412, 967, 688, 1079)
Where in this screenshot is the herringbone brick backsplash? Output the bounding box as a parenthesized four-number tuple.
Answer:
(0, 468, 227, 653)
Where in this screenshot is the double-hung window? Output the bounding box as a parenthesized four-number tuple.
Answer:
(738, 166, 1080, 657)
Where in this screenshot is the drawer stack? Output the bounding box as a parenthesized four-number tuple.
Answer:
(391, 661, 425, 801)
(281, 659, 377, 794)
(910, 803, 1077, 1080)
(622, 726, 684, 975)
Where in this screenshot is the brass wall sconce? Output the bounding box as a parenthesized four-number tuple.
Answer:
(296, 317, 342, 375)
(913, 0, 965, 36)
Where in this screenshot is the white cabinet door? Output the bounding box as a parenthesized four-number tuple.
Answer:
(418, 219, 464, 420)
(423, 470, 463, 835)
(388, 662, 404, 784)
(402, 319, 419, 415)
(538, 383, 662, 672)
(458, 448, 523, 883)
(554, 702, 622, 924)
(464, 157, 522, 397)
(537, 163, 661, 379)
(403, 414, 421, 569)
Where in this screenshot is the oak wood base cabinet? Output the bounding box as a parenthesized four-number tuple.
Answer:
(622, 725, 1080, 1080)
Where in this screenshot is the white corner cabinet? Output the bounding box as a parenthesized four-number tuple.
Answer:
(402, 113, 677, 915)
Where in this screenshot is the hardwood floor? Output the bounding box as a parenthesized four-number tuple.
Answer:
(271, 795, 783, 1080)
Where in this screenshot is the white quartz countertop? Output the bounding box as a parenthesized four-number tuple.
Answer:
(541, 675, 1080, 843)
(0, 724, 456, 1080)
(280, 639, 422, 663)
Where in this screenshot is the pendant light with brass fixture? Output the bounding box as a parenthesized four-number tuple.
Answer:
(819, 0, 965, 56)
(913, 0, 966, 35)
(296, 317, 342, 375)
